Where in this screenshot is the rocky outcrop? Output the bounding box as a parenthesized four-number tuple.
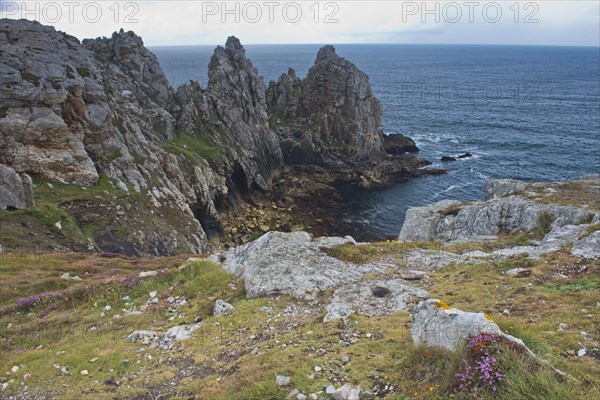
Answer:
(572, 231, 600, 259)
(267, 46, 384, 167)
(1, 20, 429, 254)
(214, 231, 376, 300)
(267, 45, 431, 188)
(484, 179, 527, 199)
(0, 21, 289, 254)
(382, 133, 419, 155)
(0, 164, 34, 209)
(411, 299, 532, 353)
(399, 195, 594, 243)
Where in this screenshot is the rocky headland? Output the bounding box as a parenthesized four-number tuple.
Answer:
(0, 19, 436, 256)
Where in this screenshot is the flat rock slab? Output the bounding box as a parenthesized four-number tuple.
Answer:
(571, 230, 600, 259)
(324, 279, 428, 321)
(214, 231, 386, 301)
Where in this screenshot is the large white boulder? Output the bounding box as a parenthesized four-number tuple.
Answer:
(411, 299, 530, 353)
(213, 231, 384, 301)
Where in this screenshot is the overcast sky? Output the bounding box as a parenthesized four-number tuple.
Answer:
(1, 1, 599, 46)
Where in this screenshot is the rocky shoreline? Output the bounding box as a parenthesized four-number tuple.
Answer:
(0, 19, 439, 256)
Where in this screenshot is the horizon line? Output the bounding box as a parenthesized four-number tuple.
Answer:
(147, 42, 600, 48)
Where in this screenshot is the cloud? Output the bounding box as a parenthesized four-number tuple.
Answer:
(1, 1, 598, 46)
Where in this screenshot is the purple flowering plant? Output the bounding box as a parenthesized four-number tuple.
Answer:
(456, 332, 506, 398)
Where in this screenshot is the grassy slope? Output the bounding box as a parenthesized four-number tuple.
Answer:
(0, 242, 598, 400)
(0, 179, 598, 399)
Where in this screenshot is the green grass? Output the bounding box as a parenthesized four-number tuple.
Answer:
(165, 131, 223, 163)
(533, 278, 599, 294)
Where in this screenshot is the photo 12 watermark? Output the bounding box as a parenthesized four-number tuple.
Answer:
(399, 1, 540, 24)
(0, 1, 141, 24)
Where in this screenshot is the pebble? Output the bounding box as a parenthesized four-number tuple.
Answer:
(276, 375, 290, 386)
(149, 291, 158, 299)
(103, 305, 112, 312)
(80, 370, 89, 376)
(89, 357, 100, 363)
(22, 373, 31, 381)
(2, 383, 8, 391)
(314, 366, 322, 372)
(557, 322, 568, 331)
(341, 356, 349, 363)
(11, 366, 19, 373)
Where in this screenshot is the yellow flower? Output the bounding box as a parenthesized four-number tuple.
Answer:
(429, 386, 433, 391)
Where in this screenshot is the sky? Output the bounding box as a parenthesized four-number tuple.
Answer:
(1, 1, 599, 46)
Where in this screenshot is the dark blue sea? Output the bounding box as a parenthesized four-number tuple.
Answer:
(151, 44, 600, 240)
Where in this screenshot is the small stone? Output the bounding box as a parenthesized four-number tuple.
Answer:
(286, 389, 299, 399)
(557, 322, 568, 331)
(314, 366, 322, 372)
(371, 285, 390, 297)
(139, 271, 158, 278)
(103, 305, 112, 312)
(22, 373, 31, 381)
(11, 366, 19, 373)
(2, 383, 8, 391)
(400, 273, 423, 281)
(213, 299, 235, 316)
(502, 309, 510, 316)
(505, 268, 531, 277)
(275, 375, 290, 386)
(578, 348, 587, 357)
(251, 347, 259, 355)
(149, 291, 158, 299)
(341, 356, 349, 363)
(80, 370, 89, 376)
(325, 385, 336, 395)
(89, 357, 100, 363)
(296, 394, 307, 400)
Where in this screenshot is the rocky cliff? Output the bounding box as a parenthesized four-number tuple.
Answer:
(0, 19, 428, 255)
(267, 45, 430, 188)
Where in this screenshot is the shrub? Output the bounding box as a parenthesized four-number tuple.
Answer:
(535, 211, 555, 238)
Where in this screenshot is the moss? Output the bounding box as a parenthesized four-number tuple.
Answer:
(165, 131, 223, 163)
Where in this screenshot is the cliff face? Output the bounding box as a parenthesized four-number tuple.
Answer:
(267, 46, 384, 168)
(0, 19, 426, 255)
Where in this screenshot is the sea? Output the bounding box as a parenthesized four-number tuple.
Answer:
(151, 44, 600, 240)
